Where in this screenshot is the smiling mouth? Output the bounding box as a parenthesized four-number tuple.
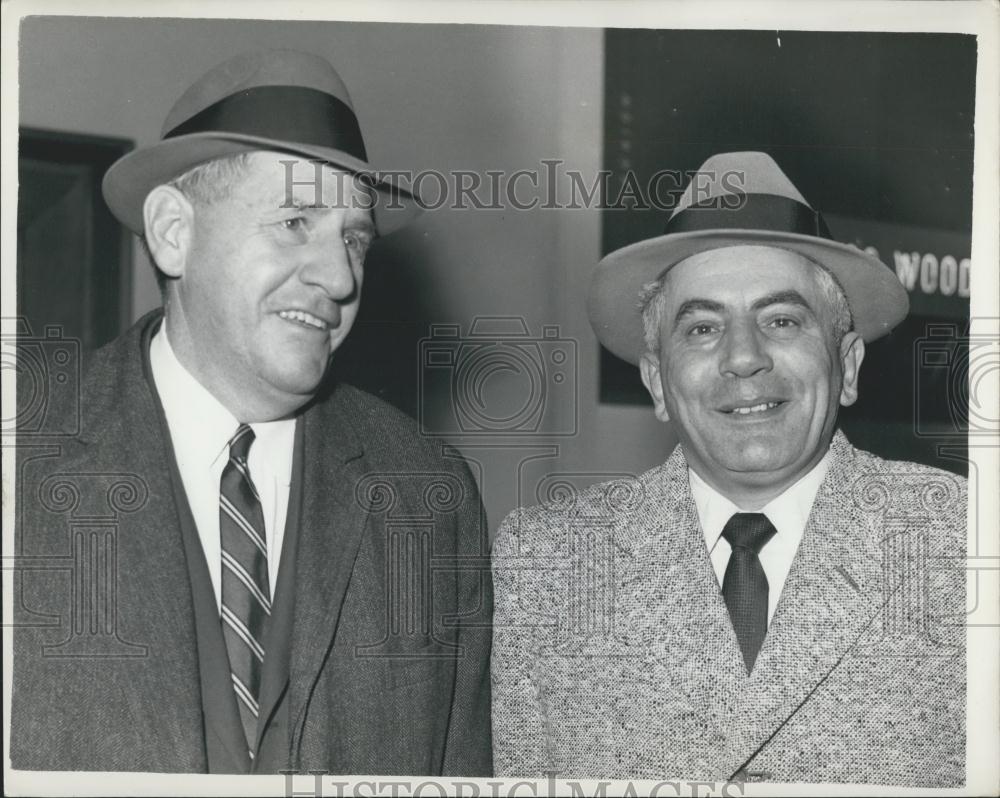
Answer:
(278, 309, 331, 331)
(722, 401, 786, 416)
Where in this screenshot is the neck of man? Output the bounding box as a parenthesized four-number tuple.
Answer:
(162, 311, 308, 423)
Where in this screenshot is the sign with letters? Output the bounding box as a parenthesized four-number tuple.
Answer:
(825, 213, 971, 320)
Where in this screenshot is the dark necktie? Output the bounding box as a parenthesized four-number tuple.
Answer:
(721, 512, 777, 674)
(219, 423, 271, 757)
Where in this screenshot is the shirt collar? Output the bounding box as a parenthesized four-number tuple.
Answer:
(688, 448, 833, 552)
(149, 324, 295, 483)
(150, 323, 236, 469)
(250, 415, 296, 486)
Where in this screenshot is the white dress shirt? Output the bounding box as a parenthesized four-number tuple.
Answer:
(688, 451, 832, 622)
(149, 325, 295, 610)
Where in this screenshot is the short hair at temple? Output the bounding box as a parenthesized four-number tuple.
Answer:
(141, 153, 256, 292)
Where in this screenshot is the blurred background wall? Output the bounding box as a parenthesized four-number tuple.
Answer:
(17, 18, 974, 537)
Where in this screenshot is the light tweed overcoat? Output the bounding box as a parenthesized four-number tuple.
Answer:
(491, 432, 966, 786)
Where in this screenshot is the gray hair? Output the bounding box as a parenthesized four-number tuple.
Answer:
(164, 152, 256, 206)
(141, 153, 256, 293)
(639, 254, 854, 356)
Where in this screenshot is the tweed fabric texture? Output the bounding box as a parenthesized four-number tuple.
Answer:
(491, 432, 966, 785)
(11, 311, 494, 774)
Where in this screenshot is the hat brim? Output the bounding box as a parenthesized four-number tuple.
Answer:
(588, 229, 910, 365)
(102, 131, 422, 236)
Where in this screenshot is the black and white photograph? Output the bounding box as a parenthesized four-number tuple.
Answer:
(2, 1, 998, 795)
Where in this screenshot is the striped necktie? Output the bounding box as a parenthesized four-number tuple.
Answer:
(219, 423, 271, 757)
(721, 512, 777, 674)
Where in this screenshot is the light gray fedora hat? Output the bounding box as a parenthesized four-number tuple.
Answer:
(587, 151, 909, 365)
(102, 49, 420, 235)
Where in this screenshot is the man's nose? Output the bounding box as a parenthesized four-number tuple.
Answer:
(298, 238, 358, 301)
(719, 320, 773, 378)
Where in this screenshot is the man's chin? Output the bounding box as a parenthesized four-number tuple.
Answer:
(735, 445, 800, 469)
(709, 440, 809, 480)
(716, 444, 831, 489)
(724, 460, 801, 484)
(266, 363, 331, 401)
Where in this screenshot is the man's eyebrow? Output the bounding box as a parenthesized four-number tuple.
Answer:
(750, 290, 814, 313)
(671, 299, 726, 331)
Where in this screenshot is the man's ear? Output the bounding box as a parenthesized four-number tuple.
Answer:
(639, 352, 671, 422)
(143, 185, 195, 278)
(838, 330, 866, 407)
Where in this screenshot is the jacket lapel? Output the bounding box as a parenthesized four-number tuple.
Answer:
(627, 448, 748, 764)
(287, 386, 371, 765)
(717, 433, 885, 776)
(76, 313, 206, 768)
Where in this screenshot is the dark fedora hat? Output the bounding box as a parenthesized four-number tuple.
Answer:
(102, 49, 420, 235)
(587, 151, 910, 365)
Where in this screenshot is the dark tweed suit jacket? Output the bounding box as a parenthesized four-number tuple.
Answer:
(491, 432, 966, 786)
(11, 313, 493, 774)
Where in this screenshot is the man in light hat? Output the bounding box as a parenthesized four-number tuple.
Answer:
(12, 50, 492, 775)
(491, 152, 966, 785)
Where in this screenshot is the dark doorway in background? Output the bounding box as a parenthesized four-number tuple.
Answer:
(17, 128, 133, 351)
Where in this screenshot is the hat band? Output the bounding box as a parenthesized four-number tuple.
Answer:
(164, 85, 368, 162)
(664, 193, 832, 239)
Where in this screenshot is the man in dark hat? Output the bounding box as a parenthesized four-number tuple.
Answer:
(491, 152, 966, 786)
(12, 50, 492, 775)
